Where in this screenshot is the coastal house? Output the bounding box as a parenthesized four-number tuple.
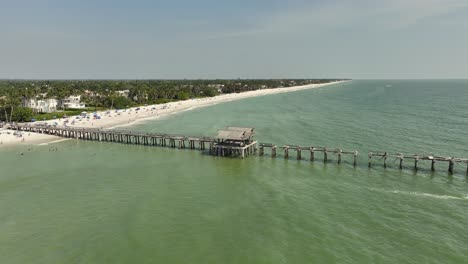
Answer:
(116, 90, 130, 97)
(59, 95, 86, 109)
(84, 90, 100, 97)
(22, 98, 58, 113)
(208, 84, 225, 93)
(132, 93, 148, 102)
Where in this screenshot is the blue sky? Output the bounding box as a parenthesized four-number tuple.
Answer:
(1, 0, 467, 79)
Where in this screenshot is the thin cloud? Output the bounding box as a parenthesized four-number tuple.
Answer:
(207, 0, 468, 39)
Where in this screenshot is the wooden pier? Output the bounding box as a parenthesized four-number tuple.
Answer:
(368, 152, 468, 174)
(12, 124, 257, 158)
(10, 124, 468, 175)
(259, 144, 358, 166)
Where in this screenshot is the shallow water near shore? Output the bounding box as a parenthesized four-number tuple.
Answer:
(1, 80, 467, 263)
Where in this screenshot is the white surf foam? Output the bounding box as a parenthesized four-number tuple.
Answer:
(368, 188, 467, 201)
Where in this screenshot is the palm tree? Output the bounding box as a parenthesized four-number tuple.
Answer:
(108, 90, 117, 109)
(0, 97, 7, 122)
(6, 90, 21, 123)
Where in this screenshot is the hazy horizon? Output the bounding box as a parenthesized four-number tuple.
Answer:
(1, 0, 468, 79)
(1, 78, 467, 81)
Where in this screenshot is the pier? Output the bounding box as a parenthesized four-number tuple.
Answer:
(12, 124, 257, 158)
(10, 124, 468, 175)
(368, 152, 468, 174)
(259, 144, 358, 166)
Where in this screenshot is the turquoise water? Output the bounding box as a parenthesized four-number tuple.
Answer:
(1, 80, 467, 263)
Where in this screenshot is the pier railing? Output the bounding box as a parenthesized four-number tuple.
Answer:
(10, 124, 468, 175)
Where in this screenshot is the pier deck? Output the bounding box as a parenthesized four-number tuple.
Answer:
(10, 124, 468, 175)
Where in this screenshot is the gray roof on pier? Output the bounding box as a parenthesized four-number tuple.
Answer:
(216, 126, 255, 141)
(225, 126, 254, 132)
(225, 126, 254, 136)
(217, 130, 248, 141)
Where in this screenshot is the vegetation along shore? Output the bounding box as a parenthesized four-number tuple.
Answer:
(0, 79, 346, 122)
(0, 80, 347, 146)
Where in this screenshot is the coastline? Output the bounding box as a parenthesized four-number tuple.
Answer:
(0, 80, 347, 147)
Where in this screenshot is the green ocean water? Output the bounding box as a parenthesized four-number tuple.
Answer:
(1, 80, 467, 263)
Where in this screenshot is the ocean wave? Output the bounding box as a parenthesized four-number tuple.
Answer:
(367, 188, 468, 201)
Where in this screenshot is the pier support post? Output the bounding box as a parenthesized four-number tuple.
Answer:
(448, 159, 454, 174)
(383, 152, 387, 168)
(353, 151, 358, 167)
(431, 159, 436, 172)
(414, 157, 419, 171)
(259, 145, 264, 156)
(272, 146, 277, 158)
(310, 147, 315, 161)
(324, 148, 328, 163)
(338, 149, 342, 164)
(368, 152, 372, 168)
(296, 148, 301, 160)
(399, 155, 404, 169)
(284, 147, 289, 159)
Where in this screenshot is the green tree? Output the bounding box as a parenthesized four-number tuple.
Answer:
(175, 91, 190, 100)
(102, 96, 134, 109)
(11, 107, 33, 122)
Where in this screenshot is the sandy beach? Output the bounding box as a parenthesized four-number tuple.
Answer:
(0, 81, 345, 147)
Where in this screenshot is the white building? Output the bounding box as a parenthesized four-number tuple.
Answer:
(60, 95, 86, 109)
(116, 90, 130, 97)
(22, 98, 58, 113)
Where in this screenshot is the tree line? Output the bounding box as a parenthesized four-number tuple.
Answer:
(0, 79, 344, 122)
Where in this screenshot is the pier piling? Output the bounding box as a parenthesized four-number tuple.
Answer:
(10, 124, 468, 176)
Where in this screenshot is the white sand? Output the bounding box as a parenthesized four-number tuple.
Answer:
(0, 81, 345, 147)
(0, 129, 61, 147)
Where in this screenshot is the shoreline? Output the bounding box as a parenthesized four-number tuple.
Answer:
(0, 80, 347, 147)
